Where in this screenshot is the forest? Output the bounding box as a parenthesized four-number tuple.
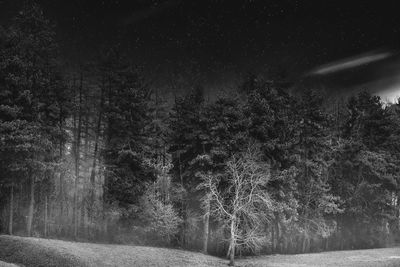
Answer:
(1, 4, 400, 266)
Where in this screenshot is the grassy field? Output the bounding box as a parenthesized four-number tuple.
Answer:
(237, 248, 400, 267)
(0, 235, 399, 267)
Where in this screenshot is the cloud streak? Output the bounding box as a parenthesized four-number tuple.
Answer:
(310, 51, 393, 75)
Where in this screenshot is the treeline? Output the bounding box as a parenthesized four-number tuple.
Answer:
(1, 4, 400, 266)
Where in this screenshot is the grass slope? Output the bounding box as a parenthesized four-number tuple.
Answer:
(0, 235, 224, 267)
(0, 261, 18, 267)
(1, 235, 400, 267)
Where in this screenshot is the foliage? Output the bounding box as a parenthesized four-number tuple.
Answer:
(139, 186, 182, 245)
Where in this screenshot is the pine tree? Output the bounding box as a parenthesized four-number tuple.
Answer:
(101, 48, 154, 208)
(168, 86, 207, 246)
(0, 3, 69, 236)
(329, 91, 398, 249)
(294, 89, 342, 253)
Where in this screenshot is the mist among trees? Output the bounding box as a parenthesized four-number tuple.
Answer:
(1, 4, 400, 266)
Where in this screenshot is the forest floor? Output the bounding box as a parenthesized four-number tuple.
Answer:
(0, 235, 400, 267)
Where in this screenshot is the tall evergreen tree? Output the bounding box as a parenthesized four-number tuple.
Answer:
(0, 3, 69, 236)
(329, 91, 398, 249)
(101, 48, 154, 208)
(294, 89, 342, 253)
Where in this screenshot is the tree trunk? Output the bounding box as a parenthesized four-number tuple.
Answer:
(83, 89, 90, 159)
(8, 184, 13, 235)
(73, 164, 79, 239)
(81, 195, 86, 236)
(58, 170, 64, 235)
(178, 152, 186, 247)
(73, 71, 83, 240)
(228, 217, 236, 266)
(103, 75, 113, 206)
(397, 193, 400, 234)
(27, 175, 35, 236)
(58, 106, 65, 235)
(202, 196, 210, 254)
(44, 196, 48, 237)
(325, 237, 329, 251)
(89, 79, 104, 226)
(73, 156, 78, 237)
(271, 225, 275, 252)
(275, 218, 280, 253)
(302, 233, 308, 253)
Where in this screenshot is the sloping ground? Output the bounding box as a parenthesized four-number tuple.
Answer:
(1, 235, 400, 267)
(0, 261, 18, 267)
(0, 235, 225, 267)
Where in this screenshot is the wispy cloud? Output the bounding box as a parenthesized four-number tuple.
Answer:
(310, 51, 393, 75)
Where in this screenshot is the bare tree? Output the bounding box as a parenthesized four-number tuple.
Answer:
(199, 146, 272, 266)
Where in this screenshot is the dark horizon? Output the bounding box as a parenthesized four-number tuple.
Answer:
(1, 0, 400, 98)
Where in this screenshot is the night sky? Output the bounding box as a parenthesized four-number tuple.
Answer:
(1, 0, 400, 98)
